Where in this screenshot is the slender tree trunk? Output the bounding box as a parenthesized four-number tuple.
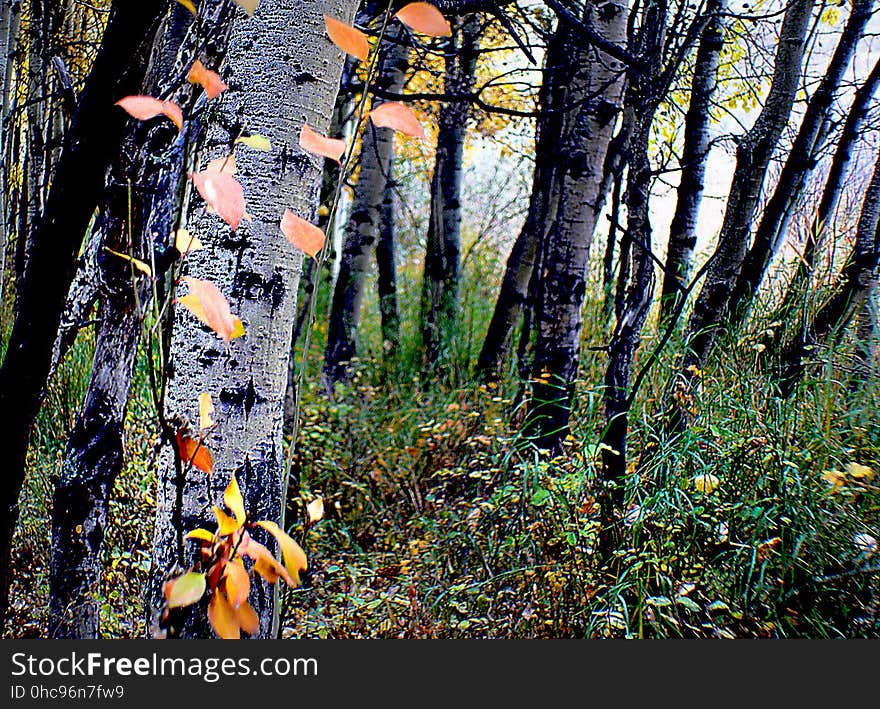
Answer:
(776, 146, 880, 397)
(728, 0, 873, 324)
(376, 155, 400, 361)
(678, 0, 816, 382)
(658, 0, 726, 326)
(0, 0, 169, 625)
(149, 0, 356, 638)
(47, 2, 232, 639)
(526, 1, 628, 449)
(420, 13, 480, 370)
(475, 21, 590, 382)
(323, 25, 409, 386)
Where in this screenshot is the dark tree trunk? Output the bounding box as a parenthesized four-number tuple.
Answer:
(474, 27, 570, 382)
(658, 0, 726, 327)
(376, 156, 401, 361)
(677, 0, 816, 385)
(323, 26, 409, 386)
(526, 1, 628, 450)
(420, 13, 480, 370)
(727, 0, 873, 324)
(0, 0, 169, 624)
(47, 1, 234, 639)
(777, 145, 880, 397)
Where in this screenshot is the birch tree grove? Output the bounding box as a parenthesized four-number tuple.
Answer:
(5, 0, 880, 641)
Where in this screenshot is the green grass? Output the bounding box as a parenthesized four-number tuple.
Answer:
(6, 241, 880, 638)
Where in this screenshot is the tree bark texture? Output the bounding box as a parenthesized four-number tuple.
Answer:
(658, 0, 726, 326)
(149, 0, 356, 639)
(525, 1, 628, 449)
(728, 0, 873, 323)
(420, 13, 481, 369)
(323, 25, 409, 386)
(680, 0, 816, 375)
(376, 155, 401, 360)
(0, 0, 169, 625)
(47, 1, 233, 639)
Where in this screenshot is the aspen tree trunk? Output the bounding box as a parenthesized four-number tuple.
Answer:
(376, 156, 401, 360)
(769, 54, 880, 345)
(149, 0, 357, 638)
(525, 1, 628, 449)
(474, 28, 571, 382)
(420, 13, 480, 370)
(728, 0, 873, 323)
(0, 0, 169, 625)
(658, 0, 726, 326)
(777, 146, 880, 396)
(323, 25, 409, 386)
(47, 2, 232, 639)
(678, 0, 815, 380)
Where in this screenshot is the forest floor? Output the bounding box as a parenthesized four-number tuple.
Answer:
(5, 263, 880, 638)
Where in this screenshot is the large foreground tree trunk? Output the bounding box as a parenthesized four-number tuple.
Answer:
(323, 26, 409, 386)
(149, 0, 356, 638)
(47, 1, 234, 639)
(0, 0, 168, 625)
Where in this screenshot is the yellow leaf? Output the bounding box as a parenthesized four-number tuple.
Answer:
(693, 473, 720, 494)
(307, 496, 325, 523)
(845, 462, 875, 481)
(235, 134, 272, 151)
(822, 469, 847, 488)
(238, 601, 260, 635)
(185, 528, 216, 543)
(256, 520, 308, 587)
(104, 248, 152, 277)
(230, 317, 246, 340)
(233, 0, 259, 16)
(208, 591, 240, 639)
(214, 506, 242, 536)
(174, 0, 197, 15)
(166, 571, 206, 609)
(174, 228, 203, 254)
(199, 392, 215, 430)
(224, 474, 247, 525)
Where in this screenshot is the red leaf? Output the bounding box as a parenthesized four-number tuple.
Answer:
(116, 95, 183, 130)
(280, 209, 325, 259)
(324, 14, 369, 61)
(369, 102, 426, 139)
(178, 276, 244, 343)
(395, 2, 451, 37)
(191, 167, 245, 230)
(299, 123, 346, 164)
(187, 59, 228, 99)
(176, 430, 214, 473)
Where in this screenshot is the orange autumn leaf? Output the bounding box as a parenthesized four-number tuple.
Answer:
(238, 601, 259, 635)
(324, 14, 369, 61)
(223, 560, 250, 607)
(281, 208, 325, 259)
(178, 276, 244, 343)
(208, 591, 240, 639)
(186, 528, 216, 543)
(299, 123, 346, 163)
(116, 95, 183, 130)
(187, 59, 228, 99)
(176, 430, 214, 473)
(243, 537, 294, 586)
(206, 154, 236, 175)
(191, 168, 245, 230)
(395, 2, 451, 36)
(369, 102, 426, 139)
(255, 520, 308, 587)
